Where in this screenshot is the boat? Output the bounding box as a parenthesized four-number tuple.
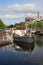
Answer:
(13, 33, 34, 49)
(13, 18, 34, 49)
(13, 41, 34, 51)
(38, 32, 43, 35)
(35, 31, 43, 35)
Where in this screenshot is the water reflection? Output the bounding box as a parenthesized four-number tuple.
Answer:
(0, 35, 43, 65)
(35, 35, 43, 47)
(0, 43, 36, 65)
(12, 42, 34, 52)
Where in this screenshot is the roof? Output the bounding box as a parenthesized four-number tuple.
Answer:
(25, 17, 34, 21)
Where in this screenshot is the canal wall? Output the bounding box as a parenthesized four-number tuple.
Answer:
(0, 32, 13, 47)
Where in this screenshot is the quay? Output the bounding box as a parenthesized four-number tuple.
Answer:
(0, 41, 12, 47)
(0, 33, 13, 47)
(0, 28, 13, 47)
(36, 31, 43, 35)
(38, 32, 43, 35)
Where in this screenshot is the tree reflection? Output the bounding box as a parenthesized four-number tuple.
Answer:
(35, 35, 43, 47)
(36, 40, 43, 47)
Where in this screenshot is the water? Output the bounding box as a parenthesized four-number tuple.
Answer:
(0, 35, 43, 65)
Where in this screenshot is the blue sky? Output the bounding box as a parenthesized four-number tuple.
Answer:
(0, 0, 43, 25)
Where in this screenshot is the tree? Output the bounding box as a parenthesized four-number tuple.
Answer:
(28, 21, 43, 31)
(7, 24, 14, 28)
(28, 24, 32, 29)
(32, 22, 37, 29)
(14, 22, 25, 29)
(36, 21, 43, 31)
(0, 19, 6, 28)
(20, 23, 25, 29)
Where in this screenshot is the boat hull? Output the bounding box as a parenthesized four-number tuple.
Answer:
(13, 36, 34, 49)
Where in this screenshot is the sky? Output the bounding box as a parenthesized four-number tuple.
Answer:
(0, 0, 43, 25)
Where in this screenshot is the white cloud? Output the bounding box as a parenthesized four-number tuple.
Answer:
(0, 3, 42, 13)
(0, 14, 17, 19)
(0, 13, 37, 19)
(0, 3, 43, 19)
(7, 3, 36, 12)
(6, 3, 43, 13)
(0, 7, 11, 14)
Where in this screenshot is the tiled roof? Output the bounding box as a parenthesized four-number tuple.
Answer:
(25, 17, 34, 21)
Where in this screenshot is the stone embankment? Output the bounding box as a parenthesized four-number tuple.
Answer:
(0, 32, 13, 47)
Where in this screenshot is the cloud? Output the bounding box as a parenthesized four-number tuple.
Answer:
(0, 14, 17, 19)
(7, 3, 36, 12)
(0, 7, 11, 14)
(0, 13, 37, 19)
(7, 3, 42, 13)
(0, 3, 43, 19)
(0, 3, 42, 13)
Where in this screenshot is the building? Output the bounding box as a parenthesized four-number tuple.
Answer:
(25, 17, 35, 24)
(0, 28, 7, 41)
(40, 16, 43, 21)
(25, 17, 34, 21)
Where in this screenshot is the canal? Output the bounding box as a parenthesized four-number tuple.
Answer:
(0, 35, 43, 65)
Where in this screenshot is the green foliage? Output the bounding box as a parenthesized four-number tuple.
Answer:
(28, 21, 43, 31)
(14, 23, 21, 28)
(20, 23, 25, 29)
(28, 22, 36, 30)
(28, 24, 32, 29)
(36, 21, 43, 31)
(6, 20, 43, 30)
(32, 22, 37, 29)
(0, 19, 6, 28)
(36, 40, 43, 47)
(13, 22, 25, 29)
(7, 24, 14, 28)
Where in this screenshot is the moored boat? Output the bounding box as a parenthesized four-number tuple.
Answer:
(13, 17, 34, 48)
(35, 31, 43, 35)
(13, 33, 34, 49)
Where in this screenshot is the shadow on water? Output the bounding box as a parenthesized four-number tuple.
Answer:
(12, 41, 34, 52)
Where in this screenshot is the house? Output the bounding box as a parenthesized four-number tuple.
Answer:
(25, 17, 35, 24)
(25, 17, 34, 21)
